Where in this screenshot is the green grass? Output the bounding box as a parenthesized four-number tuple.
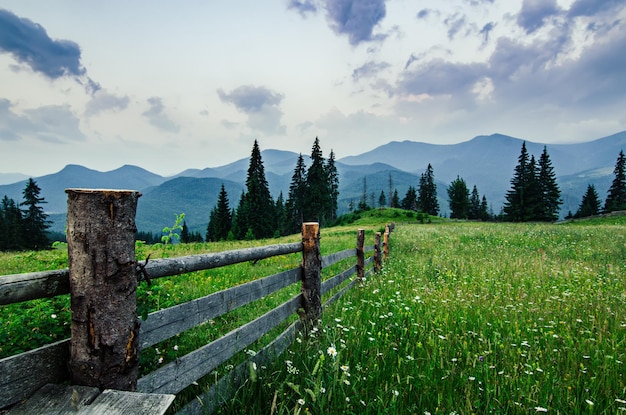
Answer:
(2, 211, 625, 414)
(217, 218, 626, 414)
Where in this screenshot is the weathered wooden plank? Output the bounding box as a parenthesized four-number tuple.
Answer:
(86, 389, 175, 415)
(365, 244, 375, 253)
(143, 242, 302, 280)
(323, 279, 357, 309)
(321, 248, 354, 268)
(137, 295, 302, 395)
(139, 267, 301, 349)
(178, 320, 303, 415)
(0, 269, 69, 305)
(0, 339, 70, 409)
(5, 383, 99, 415)
(321, 265, 356, 296)
(0, 242, 301, 306)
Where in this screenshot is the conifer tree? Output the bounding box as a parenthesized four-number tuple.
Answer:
(274, 192, 286, 237)
(447, 176, 470, 219)
(326, 150, 339, 222)
(242, 140, 275, 239)
(207, 183, 232, 241)
(401, 186, 418, 211)
(181, 221, 190, 243)
(468, 185, 481, 220)
(575, 184, 601, 218)
(537, 146, 562, 221)
(0, 196, 23, 250)
(604, 150, 626, 213)
(418, 164, 439, 216)
(480, 195, 490, 221)
(504, 142, 540, 221)
(285, 154, 307, 235)
(378, 190, 386, 208)
(231, 192, 248, 240)
(391, 189, 400, 209)
(304, 137, 331, 223)
(20, 178, 50, 250)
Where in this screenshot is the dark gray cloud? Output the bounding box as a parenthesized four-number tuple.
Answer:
(352, 61, 390, 82)
(218, 85, 286, 135)
(517, 0, 560, 34)
(142, 97, 180, 133)
(0, 8, 99, 93)
(85, 91, 129, 116)
(397, 58, 486, 97)
(479, 22, 495, 46)
(288, 0, 318, 16)
(217, 85, 284, 113)
(324, 0, 387, 45)
(568, 0, 624, 17)
(0, 98, 85, 143)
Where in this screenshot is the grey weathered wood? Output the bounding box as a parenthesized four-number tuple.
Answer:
(374, 232, 382, 272)
(142, 242, 302, 280)
(0, 339, 70, 409)
(6, 383, 100, 415)
(0, 242, 301, 306)
(0, 269, 69, 305)
(356, 229, 365, 280)
(321, 248, 354, 268)
(178, 320, 303, 415)
(66, 189, 141, 391)
(321, 266, 356, 295)
(6, 383, 174, 415)
(323, 279, 357, 309)
(139, 267, 301, 349)
(137, 295, 301, 395)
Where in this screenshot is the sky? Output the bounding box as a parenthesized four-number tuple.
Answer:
(0, 0, 625, 177)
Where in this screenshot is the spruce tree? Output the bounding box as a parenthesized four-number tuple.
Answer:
(504, 142, 541, 221)
(480, 195, 490, 221)
(207, 184, 232, 241)
(304, 137, 331, 223)
(537, 146, 562, 221)
(418, 164, 439, 216)
(391, 189, 400, 209)
(575, 184, 601, 218)
(285, 154, 307, 235)
(0, 196, 24, 251)
(274, 192, 286, 237)
(447, 176, 470, 219)
(326, 150, 339, 222)
(242, 140, 275, 239)
(20, 178, 50, 250)
(231, 191, 248, 240)
(604, 150, 626, 213)
(181, 221, 190, 243)
(401, 186, 418, 211)
(468, 185, 481, 220)
(378, 190, 386, 208)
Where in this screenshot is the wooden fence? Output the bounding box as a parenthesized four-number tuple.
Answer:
(0, 189, 392, 414)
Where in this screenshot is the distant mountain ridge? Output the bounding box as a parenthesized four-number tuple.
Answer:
(1, 131, 624, 234)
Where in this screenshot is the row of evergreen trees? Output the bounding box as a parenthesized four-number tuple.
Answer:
(0, 178, 50, 251)
(206, 138, 339, 242)
(567, 150, 626, 219)
(447, 177, 491, 220)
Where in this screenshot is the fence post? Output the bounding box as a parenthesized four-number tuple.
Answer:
(301, 222, 321, 330)
(356, 229, 365, 280)
(383, 225, 390, 260)
(374, 232, 382, 272)
(65, 189, 141, 391)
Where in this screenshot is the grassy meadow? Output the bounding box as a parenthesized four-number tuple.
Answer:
(1, 210, 625, 414)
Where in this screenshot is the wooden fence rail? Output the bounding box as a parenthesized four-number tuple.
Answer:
(0, 189, 392, 414)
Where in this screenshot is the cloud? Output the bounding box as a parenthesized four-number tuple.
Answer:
(218, 85, 286, 135)
(352, 61, 390, 82)
(444, 13, 469, 40)
(0, 8, 99, 94)
(416, 9, 431, 19)
(288, 0, 318, 17)
(479, 22, 496, 46)
(142, 97, 180, 133)
(568, 0, 624, 17)
(517, 0, 560, 34)
(0, 98, 85, 143)
(85, 90, 129, 116)
(324, 0, 387, 45)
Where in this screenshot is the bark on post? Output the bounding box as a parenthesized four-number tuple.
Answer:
(374, 232, 382, 273)
(383, 225, 390, 260)
(65, 189, 141, 391)
(301, 222, 321, 330)
(356, 229, 365, 280)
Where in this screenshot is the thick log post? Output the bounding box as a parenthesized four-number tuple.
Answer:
(374, 232, 382, 273)
(301, 222, 321, 330)
(383, 225, 390, 260)
(65, 189, 141, 391)
(356, 229, 365, 280)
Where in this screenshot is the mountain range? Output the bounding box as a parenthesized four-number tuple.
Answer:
(1, 131, 625, 235)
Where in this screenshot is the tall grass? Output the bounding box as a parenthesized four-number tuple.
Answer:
(217, 219, 626, 414)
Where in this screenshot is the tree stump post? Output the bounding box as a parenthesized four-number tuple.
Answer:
(301, 222, 321, 330)
(374, 232, 382, 273)
(356, 229, 365, 280)
(65, 189, 142, 391)
(383, 225, 390, 260)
